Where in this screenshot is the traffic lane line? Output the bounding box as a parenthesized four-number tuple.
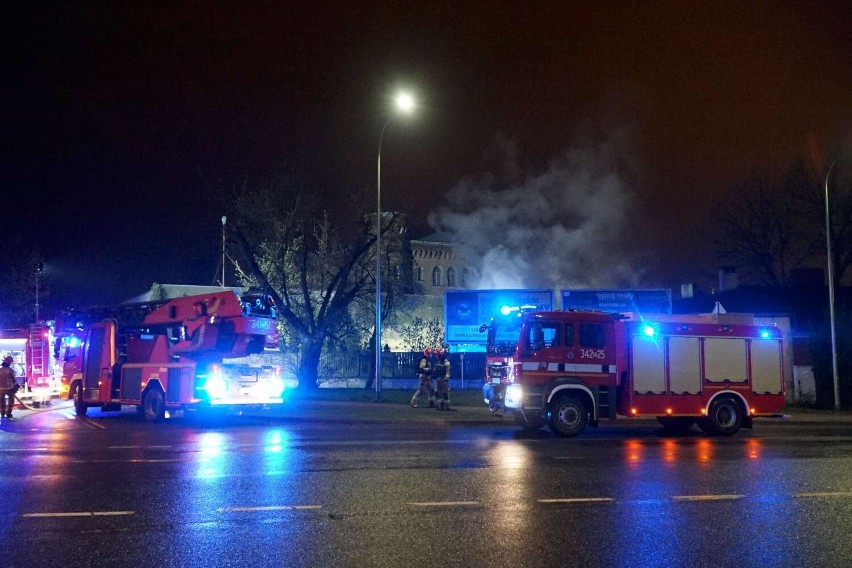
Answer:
(538, 497, 614, 504)
(20, 492, 852, 519)
(219, 505, 322, 512)
(672, 494, 744, 502)
(23, 511, 135, 518)
(409, 501, 480, 507)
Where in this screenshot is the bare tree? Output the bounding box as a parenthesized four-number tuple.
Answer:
(713, 161, 822, 286)
(229, 183, 408, 391)
(0, 234, 45, 327)
(824, 153, 852, 291)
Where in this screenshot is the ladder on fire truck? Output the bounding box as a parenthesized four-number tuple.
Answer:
(28, 324, 47, 381)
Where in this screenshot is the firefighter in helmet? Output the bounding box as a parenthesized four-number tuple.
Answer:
(411, 348, 435, 408)
(0, 355, 18, 420)
(433, 347, 452, 411)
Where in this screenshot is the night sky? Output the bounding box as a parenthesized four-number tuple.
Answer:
(5, 1, 852, 308)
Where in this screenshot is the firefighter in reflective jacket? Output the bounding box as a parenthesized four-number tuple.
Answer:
(434, 348, 452, 411)
(0, 356, 18, 420)
(411, 348, 435, 408)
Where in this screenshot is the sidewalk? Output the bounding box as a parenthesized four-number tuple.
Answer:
(7, 395, 852, 427)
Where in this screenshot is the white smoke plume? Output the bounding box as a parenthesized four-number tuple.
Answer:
(427, 132, 641, 289)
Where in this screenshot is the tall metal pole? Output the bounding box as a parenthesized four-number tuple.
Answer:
(376, 116, 393, 400)
(824, 160, 841, 411)
(34, 270, 39, 323)
(221, 215, 227, 288)
(34, 261, 43, 323)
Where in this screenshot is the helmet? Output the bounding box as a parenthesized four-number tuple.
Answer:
(423, 348, 433, 356)
(434, 348, 444, 357)
(2, 356, 13, 365)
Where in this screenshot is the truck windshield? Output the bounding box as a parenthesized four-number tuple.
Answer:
(484, 319, 521, 356)
(239, 292, 278, 319)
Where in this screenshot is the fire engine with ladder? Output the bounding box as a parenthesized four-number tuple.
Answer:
(0, 323, 56, 406)
(61, 289, 285, 421)
(484, 309, 786, 436)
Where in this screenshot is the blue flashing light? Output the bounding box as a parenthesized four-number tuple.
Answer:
(643, 325, 657, 337)
(204, 376, 228, 399)
(759, 329, 771, 339)
(67, 337, 81, 348)
(500, 305, 514, 316)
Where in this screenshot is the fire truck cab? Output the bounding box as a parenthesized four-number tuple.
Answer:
(66, 290, 284, 421)
(496, 310, 785, 437)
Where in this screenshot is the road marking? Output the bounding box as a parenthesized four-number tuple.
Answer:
(65, 414, 106, 430)
(793, 492, 852, 499)
(673, 494, 744, 502)
(0, 448, 48, 452)
(73, 459, 184, 464)
(538, 497, 614, 504)
(23, 511, 135, 518)
(219, 505, 322, 512)
(409, 501, 480, 507)
(109, 445, 172, 450)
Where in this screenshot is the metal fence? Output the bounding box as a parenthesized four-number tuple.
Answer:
(318, 351, 486, 390)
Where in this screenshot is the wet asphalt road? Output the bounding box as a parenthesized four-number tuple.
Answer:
(1, 405, 851, 568)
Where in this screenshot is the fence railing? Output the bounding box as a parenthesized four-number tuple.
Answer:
(318, 351, 485, 389)
(229, 350, 487, 390)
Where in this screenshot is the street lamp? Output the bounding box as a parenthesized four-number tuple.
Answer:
(221, 215, 227, 288)
(34, 261, 44, 323)
(824, 160, 841, 411)
(376, 91, 415, 399)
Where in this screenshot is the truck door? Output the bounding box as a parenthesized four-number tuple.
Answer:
(573, 319, 617, 378)
(83, 322, 115, 402)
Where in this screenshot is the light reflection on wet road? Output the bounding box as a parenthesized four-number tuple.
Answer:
(1, 408, 851, 567)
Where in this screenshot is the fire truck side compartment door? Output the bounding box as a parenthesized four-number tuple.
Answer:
(668, 337, 701, 394)
(704, 338, 747, 383)
(750, 339, 783, 394)
(83, 323, 114, 392)
(632, 335, 666, 394)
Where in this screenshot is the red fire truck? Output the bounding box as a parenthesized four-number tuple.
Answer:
(485, 309, 785, 436)
(0, 324, 55, 403)
(64, 290, 285, 421)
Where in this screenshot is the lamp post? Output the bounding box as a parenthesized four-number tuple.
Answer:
(34, 261, 43, 323)
(824, 160, 841, 411)
(221, 215, 227, 288)
(376, 91, 415, 400)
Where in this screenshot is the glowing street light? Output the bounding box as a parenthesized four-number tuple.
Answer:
(376, 91, 415, 399)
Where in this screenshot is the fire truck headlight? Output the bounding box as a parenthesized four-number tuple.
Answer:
(204, 376, 228, 399)
(267, 377, 286, 398)
(505, 384, 523, 408)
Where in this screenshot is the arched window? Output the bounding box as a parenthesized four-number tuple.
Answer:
(461, 268, 470, 287)
(432, 266, 443, 287)
(447, 267, 456, 287)
(416, 266, 424, 281)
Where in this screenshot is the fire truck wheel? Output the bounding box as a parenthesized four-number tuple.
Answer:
(73, 384, 87, 417)
(548, 395, 588, 437)
(657, 416, 696, 434)
(707, 396, 743, 436)
(142, 387, 166, 422)
(514, 412, 546, 430)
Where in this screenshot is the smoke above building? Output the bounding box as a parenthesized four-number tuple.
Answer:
(427, 132, 642, 290)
